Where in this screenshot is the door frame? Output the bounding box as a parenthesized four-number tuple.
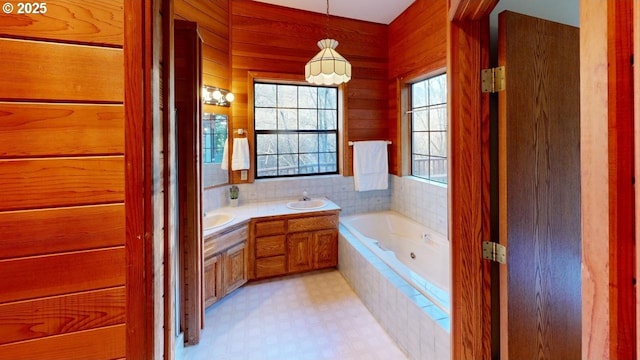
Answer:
(448, 1, 638, 358)
(124, 0, 156, 358)
(448, 1, 496, 359)
(581, 0, 637, 358)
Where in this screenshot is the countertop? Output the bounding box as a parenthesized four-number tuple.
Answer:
(203, 198, 341, 237)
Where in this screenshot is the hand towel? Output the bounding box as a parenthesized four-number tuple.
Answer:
(231, 138, 250, 170)
(220, 138, 229, 170)
(353, 140, 388, 191)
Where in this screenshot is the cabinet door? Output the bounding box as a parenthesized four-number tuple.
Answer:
(224, 242, 247, 295)
(287, 232, 312, 273)
(313, 229, 338, 269)
(204, 254, 222, 308)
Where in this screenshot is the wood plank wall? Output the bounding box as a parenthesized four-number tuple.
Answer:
(230, 0, 388, 179)
(175, 0, 230, 118)
(0, 1, 126, 359)
(388, 0, 447, 175)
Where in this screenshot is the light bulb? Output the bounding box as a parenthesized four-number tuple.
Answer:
(225, 92, 235, 103)
(212, 90, 223, 100)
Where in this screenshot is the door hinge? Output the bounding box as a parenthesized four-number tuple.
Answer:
(481, 66, 505, 93)
(482, 241, 506, 264)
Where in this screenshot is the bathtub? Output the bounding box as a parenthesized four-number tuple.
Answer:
(340, 211, 450, 313)
(338, 210, 451, 359)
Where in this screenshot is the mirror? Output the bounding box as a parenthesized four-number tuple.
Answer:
(202, 113, 229, 188)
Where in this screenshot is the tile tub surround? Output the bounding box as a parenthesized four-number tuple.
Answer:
(339, 226, 451, 360)
(203, 175, 390, 216)
(390, 175, 448, 238)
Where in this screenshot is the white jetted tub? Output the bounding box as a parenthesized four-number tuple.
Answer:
(340, 210, 450, 313)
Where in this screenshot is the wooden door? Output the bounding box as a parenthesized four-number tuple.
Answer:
(498, 11, 581, 359)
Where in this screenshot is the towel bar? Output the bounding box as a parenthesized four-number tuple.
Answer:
(348, 140, 392, 146)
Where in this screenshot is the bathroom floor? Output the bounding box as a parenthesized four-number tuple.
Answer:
(177, 269, 409, 360)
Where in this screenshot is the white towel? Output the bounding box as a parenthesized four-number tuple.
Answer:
(353, 141, 388, 191)
(220, 138, 229, 170)
(231, 138, 250, 170)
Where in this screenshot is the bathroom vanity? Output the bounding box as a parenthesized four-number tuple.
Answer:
(249, 210, 339, 280)
(202, 199, 340, 307)
(203, 223, 248, 307)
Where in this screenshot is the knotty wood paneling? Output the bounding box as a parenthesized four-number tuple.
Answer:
(0, 204, 124, 259)
(0, 324, 125, 360)
(0, 103, 124, 157)
(0, 157, 124, 211)
(0, 287, 125, 344)
(231, 0, 388, 179)
(0, 38, 123, 102)
(0, 247, 125, 303)
(0, 0, 123, 46)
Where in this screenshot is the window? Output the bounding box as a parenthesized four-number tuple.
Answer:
(254, 82, 338, 178)
(202, 113, 227, 164)
(411, 73, 447, 184)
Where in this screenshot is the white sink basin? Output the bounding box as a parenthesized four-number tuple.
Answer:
(286, 199, 327, 210)
(203, 213, 234, 229)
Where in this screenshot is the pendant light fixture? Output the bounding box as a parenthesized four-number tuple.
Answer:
(305, 0, 352, 85)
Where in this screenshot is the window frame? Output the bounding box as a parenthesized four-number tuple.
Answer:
(409, 72, 448, 184)
(252, 80, 340, 179)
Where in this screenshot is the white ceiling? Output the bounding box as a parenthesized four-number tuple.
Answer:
(251, 0, 579, 28)
(252, 0, 416, 25)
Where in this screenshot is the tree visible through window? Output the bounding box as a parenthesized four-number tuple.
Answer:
(254, 82, 338, 178)
(411, 73, 447, 184)
(202, 113, 227, 164)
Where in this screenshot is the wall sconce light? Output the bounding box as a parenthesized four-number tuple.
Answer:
(202, 85, 234, 107)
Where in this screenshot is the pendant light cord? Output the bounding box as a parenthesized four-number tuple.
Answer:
(325, 0, 330, 39)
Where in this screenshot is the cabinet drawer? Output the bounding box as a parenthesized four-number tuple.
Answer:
(256, 235, 286, 258)
(255, 256, 286, 278)
(204, 225, 248, 258)
(254, 220, 286, 236)
(288, 215, 338, 232)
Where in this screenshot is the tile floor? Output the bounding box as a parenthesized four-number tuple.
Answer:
(177, 269, 409, 360)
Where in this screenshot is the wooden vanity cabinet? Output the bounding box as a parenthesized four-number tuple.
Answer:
(203, 254, 222, 308)
(223, 242, 248, 295)
(250, 211, 339, 280)
(203, 224, 248, 307)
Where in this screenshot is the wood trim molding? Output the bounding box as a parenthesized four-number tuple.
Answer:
(580, 1, 612, 358)
(635, 1, 640, 356)
(448, 15, 492, 360)
(124, 0, 156, 358)
(607, 1, 635, 358)
(449, 0, 499, 21)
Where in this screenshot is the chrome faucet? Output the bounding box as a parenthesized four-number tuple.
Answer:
(301, 191, 311, 201)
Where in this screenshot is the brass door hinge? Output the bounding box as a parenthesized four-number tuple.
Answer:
(482, 241, 506, 264)
(481, 66, 505, 93)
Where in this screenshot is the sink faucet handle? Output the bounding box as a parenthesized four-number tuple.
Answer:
(302, 191, 310, 201)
